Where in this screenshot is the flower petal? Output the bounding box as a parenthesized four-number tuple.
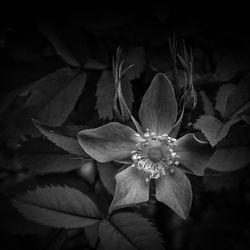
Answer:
(139, 73, 177, 135)
(155, 168, 192, 219)
(109, 166, 150, 213)
(77, 122, 139, 162)
(175, 134, 214, 176)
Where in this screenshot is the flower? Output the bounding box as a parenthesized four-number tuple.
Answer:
(77, 73, 213, 219)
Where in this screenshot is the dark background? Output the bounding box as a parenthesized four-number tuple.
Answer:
(1, 3, 250, 250)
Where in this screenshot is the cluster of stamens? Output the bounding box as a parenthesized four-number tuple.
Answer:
(131, 129, 179, 182)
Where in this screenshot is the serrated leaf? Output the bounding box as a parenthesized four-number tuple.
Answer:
(18, 152, 87, 175)
(199, 91, 215, 116)
(125, 46, 146, 80)
(12, 185, 101, 229)
(224, 74, 250, 119)
(22, 68, 87, 126)
(95, 70, 134, 120)
(99, 212, 164, 250)
(15, 139, 88, 176)
(206, 125, 250, 172)
(0, 195, 50, 235)
(97, 162, 117, 195)
(194, 115, 239, 146)
(34, 121, 88, 156)
(215, 83, 235, 118)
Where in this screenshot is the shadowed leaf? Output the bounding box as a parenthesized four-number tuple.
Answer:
(99, 212, 164, 250)
(194, 115, 239, 146)
(12, 185, 101, 228)
(206, 125, 250, 172)
(199, 91, 215, 116)
(97, 162, 117, 195)
(34, 121, 88, 156)
(215, 83, 235, 118)
(224, 74, 250, 119)
(215, 48, 250, 81)
(22, 68, 87, 126)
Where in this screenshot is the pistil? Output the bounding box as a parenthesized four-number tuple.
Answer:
(131, 129, 179, 181)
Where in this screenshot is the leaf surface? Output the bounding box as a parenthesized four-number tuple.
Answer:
(23, 68, 87, 126)
(12, 185, 101, 228)
(194, 115, 239, 146)
(34, 121, 87, 156)
(206, 125, 250, 172)
(215, 83, 235, 118)
(99, 212, 164, 250)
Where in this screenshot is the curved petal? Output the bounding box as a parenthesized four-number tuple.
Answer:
(109, 166, 150, 213)
(155, 168, 192, 219)
(139, 73, 177, 135)
(77, 122, 140, 162)
(175, 134, 214, 176)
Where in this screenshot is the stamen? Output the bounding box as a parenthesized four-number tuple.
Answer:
(131, 129, 180, 182)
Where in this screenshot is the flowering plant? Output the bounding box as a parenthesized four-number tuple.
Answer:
(78, 73, 213, 219)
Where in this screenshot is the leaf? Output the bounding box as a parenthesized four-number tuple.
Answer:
(215, 48, 250, 81)
(0, 195, 50, 235)
(12, 185, 101, 229)
(224, 74, 250, 119)
(99, 212, 164, 250)
(97, 162, 117, 195)
(215, 83, 235, 118)
(40, 229, 67, 250)
(17, 151, 87, 175)
(84, 58, 108, 70)
(95, 70, 134, 120)
(0, 83, 33, 115)
(34, 120, 88, 156)
(199, 91, 215, 116)
(22, 68, 87, 126)
(125, 46, 146, 80)
(206, 125, 250, 172)
(39, 21, 89, 66)
(84, 223, 99, 248)
(194, 115, 239, 146)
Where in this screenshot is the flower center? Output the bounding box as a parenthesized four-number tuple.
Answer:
(131, 129, 179, 181)
(148, 147, 162, 162)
